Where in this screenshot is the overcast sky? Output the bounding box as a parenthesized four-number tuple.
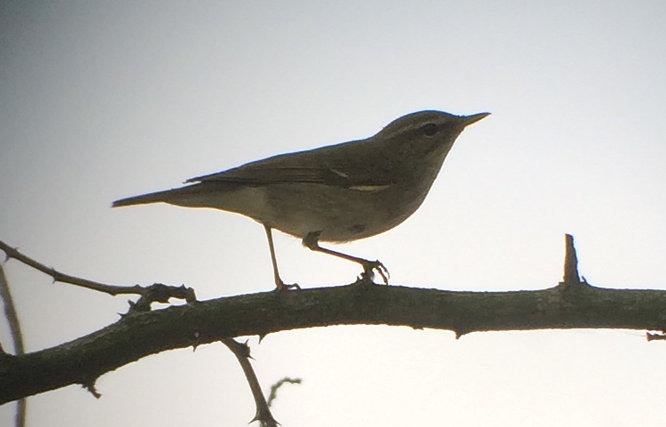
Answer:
(2, 1, 666, 426)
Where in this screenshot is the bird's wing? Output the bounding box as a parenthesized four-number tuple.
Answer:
(186, 143, 397, 188)
(189, 165, 352, 186)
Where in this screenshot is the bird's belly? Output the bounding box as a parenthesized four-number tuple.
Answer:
(258, 183, 426, 242)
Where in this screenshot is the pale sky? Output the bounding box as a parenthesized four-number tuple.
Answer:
(2, 1, 666, 426)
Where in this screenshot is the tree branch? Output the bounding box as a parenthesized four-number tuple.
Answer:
(2, 281, 666, 404)
(0, 239, 196, 310)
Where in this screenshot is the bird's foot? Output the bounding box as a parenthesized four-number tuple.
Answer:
(356, 260, 389, 285)
(274, 280, 301, 292)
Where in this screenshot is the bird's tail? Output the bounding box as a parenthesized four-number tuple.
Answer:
(112, 188, 186, 208)
(113, 181, 246, 211)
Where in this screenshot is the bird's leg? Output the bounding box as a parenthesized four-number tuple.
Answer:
(263, 225, 300, 291)
(302, 231, 389, 285)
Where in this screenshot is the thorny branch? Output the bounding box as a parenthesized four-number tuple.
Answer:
(222, 339, 279, 427)
(0, 239, 196, 311)
(2, 234, 666, 425)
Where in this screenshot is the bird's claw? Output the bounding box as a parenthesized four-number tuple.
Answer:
(357, 260, 389, 285)
(275, 281, 301, 292)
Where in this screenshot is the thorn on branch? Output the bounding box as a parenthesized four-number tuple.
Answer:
(646, 331, 666, 342)
(563, 234, 581, 284)
(82, 380, 102, 399)
(559, 234, 588, 288)
(192, 330, 202, 351)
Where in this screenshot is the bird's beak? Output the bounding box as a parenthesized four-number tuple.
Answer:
(461, 112, 491, 127)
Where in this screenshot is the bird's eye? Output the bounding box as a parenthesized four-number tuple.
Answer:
(420, 123, 438, 137)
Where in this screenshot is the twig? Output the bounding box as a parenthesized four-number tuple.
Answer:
(0, 239, 196, 310)
(0, 262, 26, 427)
(221, 338, 279, 427)
(0, 262, 24, 356)
(267, 377, 301, 407)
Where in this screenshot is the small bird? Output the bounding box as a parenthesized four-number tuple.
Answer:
(113, 110, 489, 290)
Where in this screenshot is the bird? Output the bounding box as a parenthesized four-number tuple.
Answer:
(113, 110, 489, 290)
